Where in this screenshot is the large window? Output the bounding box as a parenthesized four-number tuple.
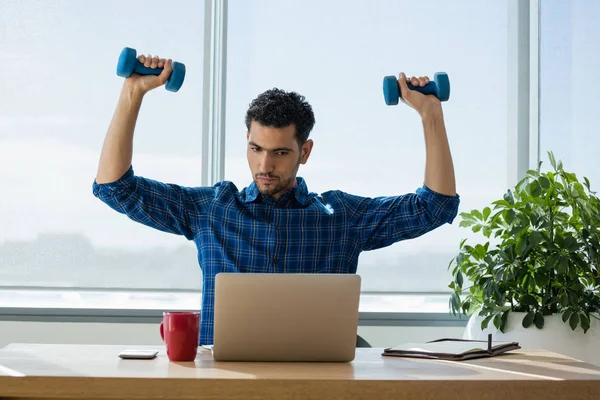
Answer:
(224, 0, 508, 292)
(539, 0, 600, 188)
(0, 0, 204, 291)
(2, 1, 573, 315)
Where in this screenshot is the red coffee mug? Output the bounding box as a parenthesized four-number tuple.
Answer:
(159, 311, 200, 362)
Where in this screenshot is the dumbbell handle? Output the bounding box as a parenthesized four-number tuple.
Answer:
(134, 62, 167, 76)
(405, 81, 439, 97)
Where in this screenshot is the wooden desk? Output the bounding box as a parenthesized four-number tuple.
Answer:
(1, 343, 599, 400)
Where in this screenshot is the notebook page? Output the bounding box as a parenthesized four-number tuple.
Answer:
(388, 341, 488, 355)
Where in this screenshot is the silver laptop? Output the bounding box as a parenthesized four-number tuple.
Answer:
(212, 273, 361, 362)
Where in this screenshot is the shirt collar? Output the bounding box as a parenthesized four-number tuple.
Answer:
(243, 177, 310, 205)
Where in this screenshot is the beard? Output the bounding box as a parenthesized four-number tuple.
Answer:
(254, 173, 296, 198)
(253, 157, 302, 198)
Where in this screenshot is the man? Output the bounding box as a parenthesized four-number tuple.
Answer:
(93, 54, 460, 345)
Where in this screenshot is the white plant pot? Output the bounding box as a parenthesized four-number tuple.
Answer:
(463, 311, 600, 365)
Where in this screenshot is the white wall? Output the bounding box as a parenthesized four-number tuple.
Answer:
(0, 321, 464, 348)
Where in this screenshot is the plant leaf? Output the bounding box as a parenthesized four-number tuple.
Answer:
(493, 313, 502, 329)
(548, 151, 556, 169)
(483, 207, 491, 221)
(460, 212, 475, 221)
(534, 312, 544, 329)
(530, 231, 542, 247)
(500, 310, 509, 333)
(516, 236, 528, 256)
(569, 312, 579, 331)
(581, 313, 591, 333)
(546, 254, 560, 271)
(558, 256, 569, 274)
(535, 274, 549, 288)
(521, 294, 538, 307)
(504, 190, 515, 205)
(462, 300, 472, 315)
(522, 311, 535, 328)
(559, 293, 569, 308)
(492, 199, 512, 208)
(562, 309, 572, 323)
(459, 220, 476, 228)
(505, 209, 515, 224)
(482, 226, 492, 238)
(530, 180, 542, 197)
(450, 292, 460, 315)
(522, 274, 529, 289)
(481, 314, 494, 330)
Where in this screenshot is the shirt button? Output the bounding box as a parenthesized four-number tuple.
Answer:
(273, 257, 278, 265)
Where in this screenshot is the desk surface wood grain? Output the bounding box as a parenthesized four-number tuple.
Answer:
(1, 343, 599, 400)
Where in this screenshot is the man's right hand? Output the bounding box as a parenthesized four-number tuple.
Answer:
(125, 54, 173, 96)
(96, 54, 172, 184)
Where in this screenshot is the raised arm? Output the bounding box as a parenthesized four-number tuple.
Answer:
(398, 72, 456, 196)
(96, 54, 173, 184)
(93, 53, 207, 240)
(346, 72, 459, 250)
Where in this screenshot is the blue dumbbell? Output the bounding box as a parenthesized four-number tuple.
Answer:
(383, 72, 450, 105)
(116, 47, 186, 92)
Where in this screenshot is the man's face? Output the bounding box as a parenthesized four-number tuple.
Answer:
(246, 121, 313, 200)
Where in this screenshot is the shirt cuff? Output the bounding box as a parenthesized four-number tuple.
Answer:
(417, 183, 460, 199)
(92, 166, 136, 195)
(416, 184, 460, 223)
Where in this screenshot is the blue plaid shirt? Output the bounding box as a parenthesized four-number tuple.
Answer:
(92, 166, 460, 345)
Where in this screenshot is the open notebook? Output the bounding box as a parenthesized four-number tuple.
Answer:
(382, 334, 521, 361)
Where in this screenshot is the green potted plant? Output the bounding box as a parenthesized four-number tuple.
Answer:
(448, 151, 600, 361)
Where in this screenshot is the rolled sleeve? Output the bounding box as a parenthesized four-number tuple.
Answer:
(415, 184, 460, 225)
(92, 166, 137, 197)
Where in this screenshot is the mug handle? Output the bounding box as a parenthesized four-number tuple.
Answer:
(159, 321, 165, 342)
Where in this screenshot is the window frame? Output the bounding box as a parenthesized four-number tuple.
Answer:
(0, 306, 467, 327)
(0, 0, 541, 325)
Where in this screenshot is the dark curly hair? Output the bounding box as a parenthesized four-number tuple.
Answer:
(245, 88, 315, 145)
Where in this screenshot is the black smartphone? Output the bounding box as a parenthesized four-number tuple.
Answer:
(118, 350, 159, 360)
